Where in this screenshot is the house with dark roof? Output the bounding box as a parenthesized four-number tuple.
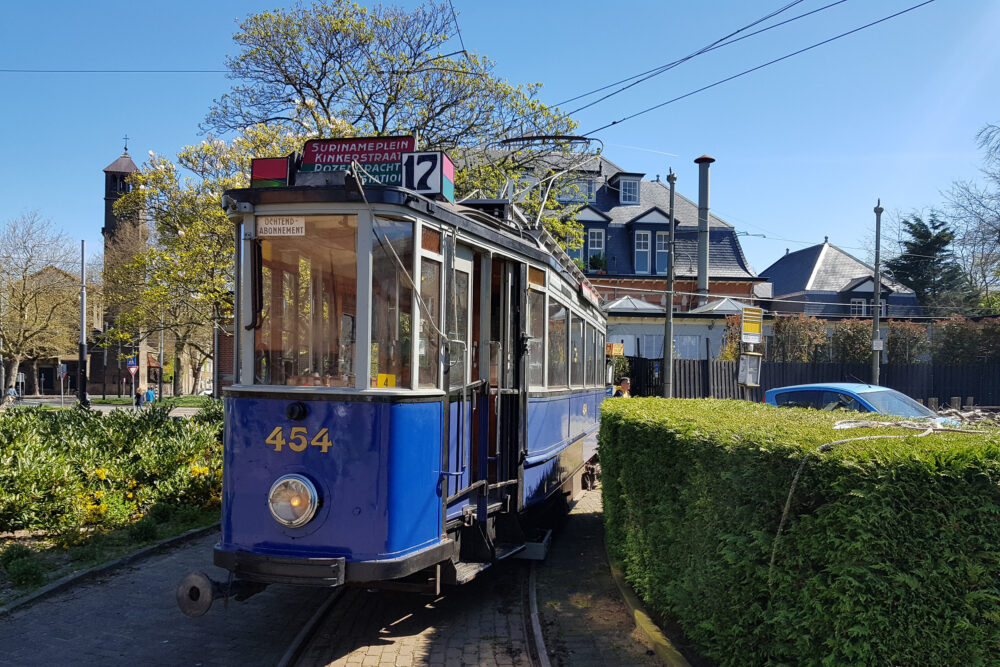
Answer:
(760, 239, 921, 318)
(561, 155, 762, 310)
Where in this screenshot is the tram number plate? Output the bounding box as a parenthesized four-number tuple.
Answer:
(265, 426, 333, 453)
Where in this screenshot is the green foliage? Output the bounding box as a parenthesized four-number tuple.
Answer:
(6, 556, 46, 588)
(769, 314, 828, 362)
(831, 317, 872, 363)
(601, 398, 1000, 665)
(0, 542, 32, 569)
(588, 253, 607, 272)
(885, 319, 928, 363)
(127, 516, 158, 543)
(885, 213, 971, 311)
(717, 314, 741, 362)
(0, 406, 222, 540)
(932, 316, 984, 363)
(610, 356, 629, 385)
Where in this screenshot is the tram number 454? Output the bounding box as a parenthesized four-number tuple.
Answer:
(265, 426, 333, 453)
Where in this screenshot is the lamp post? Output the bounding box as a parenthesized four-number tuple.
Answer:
(871, 200, 883, 385)
(663, 168, 677, 398)
(78, 240, 90, 408)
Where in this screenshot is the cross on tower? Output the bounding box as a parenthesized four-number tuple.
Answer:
(122, 134, 130, 153)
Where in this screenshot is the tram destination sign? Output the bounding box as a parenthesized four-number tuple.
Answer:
(300, 135, 416, 185)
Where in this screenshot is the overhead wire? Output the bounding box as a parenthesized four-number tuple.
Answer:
(564, 0, 847, 116)
(583, 0, 937, 136)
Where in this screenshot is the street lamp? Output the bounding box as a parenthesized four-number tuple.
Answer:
(871, 200, 884, 385)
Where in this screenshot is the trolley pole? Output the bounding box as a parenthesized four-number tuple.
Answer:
(663, 168, 677, 398)
(871, 200, 883, 385)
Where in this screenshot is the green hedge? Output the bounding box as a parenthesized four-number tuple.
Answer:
(600, 398, 1000, 665)
(0, 403, 222, 540)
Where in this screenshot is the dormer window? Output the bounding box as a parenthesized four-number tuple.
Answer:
(555, 178, 596, 203)
(619, 178, 639, 205)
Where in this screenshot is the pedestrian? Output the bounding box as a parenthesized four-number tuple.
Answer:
(134, 387, 145, 409)
(613, 377, 631, 398)
(145, 387, 155, 405)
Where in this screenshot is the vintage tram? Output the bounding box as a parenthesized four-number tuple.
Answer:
(178, 136, 607, 615)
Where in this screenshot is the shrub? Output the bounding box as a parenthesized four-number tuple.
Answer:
(147, 503, 174, 524)
(6, 556, 46, 588)
(0, 543, 33, 569)
(127, 516, 158, 543)
(600, 398, 1000, 665)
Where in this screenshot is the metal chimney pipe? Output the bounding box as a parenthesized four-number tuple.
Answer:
(694, 155, 715, 306)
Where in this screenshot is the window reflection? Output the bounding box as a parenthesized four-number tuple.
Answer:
(371, 219, 414, 388)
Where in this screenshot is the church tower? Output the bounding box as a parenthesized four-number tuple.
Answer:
(101, 144, 139, 247)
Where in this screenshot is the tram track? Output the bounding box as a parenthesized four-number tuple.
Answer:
(285, 561, 550, 667)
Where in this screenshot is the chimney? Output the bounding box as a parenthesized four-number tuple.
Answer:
(695, 155, 715, 306)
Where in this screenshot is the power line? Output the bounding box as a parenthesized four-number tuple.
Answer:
(0, 68, 225, 73)
(582, 0, 937, 136)
(562, 0, 852, 116)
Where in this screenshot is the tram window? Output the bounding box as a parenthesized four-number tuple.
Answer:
(254, 215, 358, 387)
(570, 314, 585, 387)
(371, 219, 414, 388)
(527, 289, 545, 387)
(585, 324, 595, 386)
(547, 299, 568, 387)
(447, 269, 470, 388)
(418, 259, 441, 388)
(596, 331, 605, 385)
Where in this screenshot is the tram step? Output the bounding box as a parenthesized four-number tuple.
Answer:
(451, 560, 492, 585)
(494, 542, 527, 561)
(513, 529, 552, 561)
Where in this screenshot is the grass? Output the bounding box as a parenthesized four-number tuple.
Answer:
(89, 395, 213, 407)
(0, 505, 219, 606)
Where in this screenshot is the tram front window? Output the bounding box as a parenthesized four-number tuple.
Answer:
(254, 215, 358, 387)
(371, 219, 414, 388)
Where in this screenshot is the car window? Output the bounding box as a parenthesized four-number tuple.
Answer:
(862, 389, 937, 418)
(773, 390, 822, 409)
(820, 391, 864, 412)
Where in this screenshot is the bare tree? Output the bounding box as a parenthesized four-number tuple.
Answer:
(947, 124, 1000, 310)
(0, 212, 78, 390)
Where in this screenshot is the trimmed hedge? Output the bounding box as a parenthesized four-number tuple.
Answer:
(600, 398, 1000, 665)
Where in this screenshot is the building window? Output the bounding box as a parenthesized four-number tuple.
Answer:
(634, 231, 650, 274)
(655, 231, 669, 273)
(850, 298, 865, 316)
(587, 229, 605, 272)
(556, 178, 596, 203)
(620, 179, 639, 205)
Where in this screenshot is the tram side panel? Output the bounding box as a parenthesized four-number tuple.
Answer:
(522, 389, 603, 508)
(220, 396, 443, 562)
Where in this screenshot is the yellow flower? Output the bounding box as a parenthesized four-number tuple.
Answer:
(93, 490, 104, 500)
(95, 468, 108, 481)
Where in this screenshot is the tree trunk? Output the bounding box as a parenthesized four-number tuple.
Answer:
(28, 359, 39, 395)
(173, 342, 185, 396)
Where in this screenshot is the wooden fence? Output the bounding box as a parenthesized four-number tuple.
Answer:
(625, 357, 1000, 407)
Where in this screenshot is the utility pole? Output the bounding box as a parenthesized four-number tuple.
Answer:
(663, 168, 677, 398)
(78, 240, 90, 408)
(159, 309, 164, 400)
(871, 200, 883, 385)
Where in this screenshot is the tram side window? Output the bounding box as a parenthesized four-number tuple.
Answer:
(570, 314, 585, 386)
(254, 215, 358, 387)
(596, 331, 605, 385)
(585, 324, 595, 386)
(547, 299, 568, 387)
(418, 259, 441, 388)
(371, 219, 414, 388)
(527, 289, 545, 387)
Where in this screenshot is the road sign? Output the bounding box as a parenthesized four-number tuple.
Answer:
(741, 307, 764, 344)
(127, 356, 138, 376)
(57, 364, 67, 380)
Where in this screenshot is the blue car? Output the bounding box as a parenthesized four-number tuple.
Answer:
(763, 382, 942, 420)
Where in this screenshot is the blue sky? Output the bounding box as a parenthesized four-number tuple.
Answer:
(1, 0, 997, 274)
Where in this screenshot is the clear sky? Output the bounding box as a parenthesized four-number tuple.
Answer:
(2, 0, 997, 275)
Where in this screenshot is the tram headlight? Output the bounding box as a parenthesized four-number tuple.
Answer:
(268, 475, 319, 528)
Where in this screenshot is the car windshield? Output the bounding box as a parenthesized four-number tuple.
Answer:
(862, 389, 938, 418)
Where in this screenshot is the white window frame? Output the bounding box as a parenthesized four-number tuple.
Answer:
(587, 229, 604, 270)
(634, 230, 650, 274)
(655, 231, 669, 274)
(850, 298, 865, 316)
(619, 178, 639, 205)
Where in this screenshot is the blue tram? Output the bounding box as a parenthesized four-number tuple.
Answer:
(178, 138, 607, 615)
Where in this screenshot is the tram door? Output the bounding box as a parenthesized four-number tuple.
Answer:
(487, 259, 522, 498)
(445, 247, 474, 502)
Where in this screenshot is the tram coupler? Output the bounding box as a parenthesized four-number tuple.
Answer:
(176, 571, 268, 617)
